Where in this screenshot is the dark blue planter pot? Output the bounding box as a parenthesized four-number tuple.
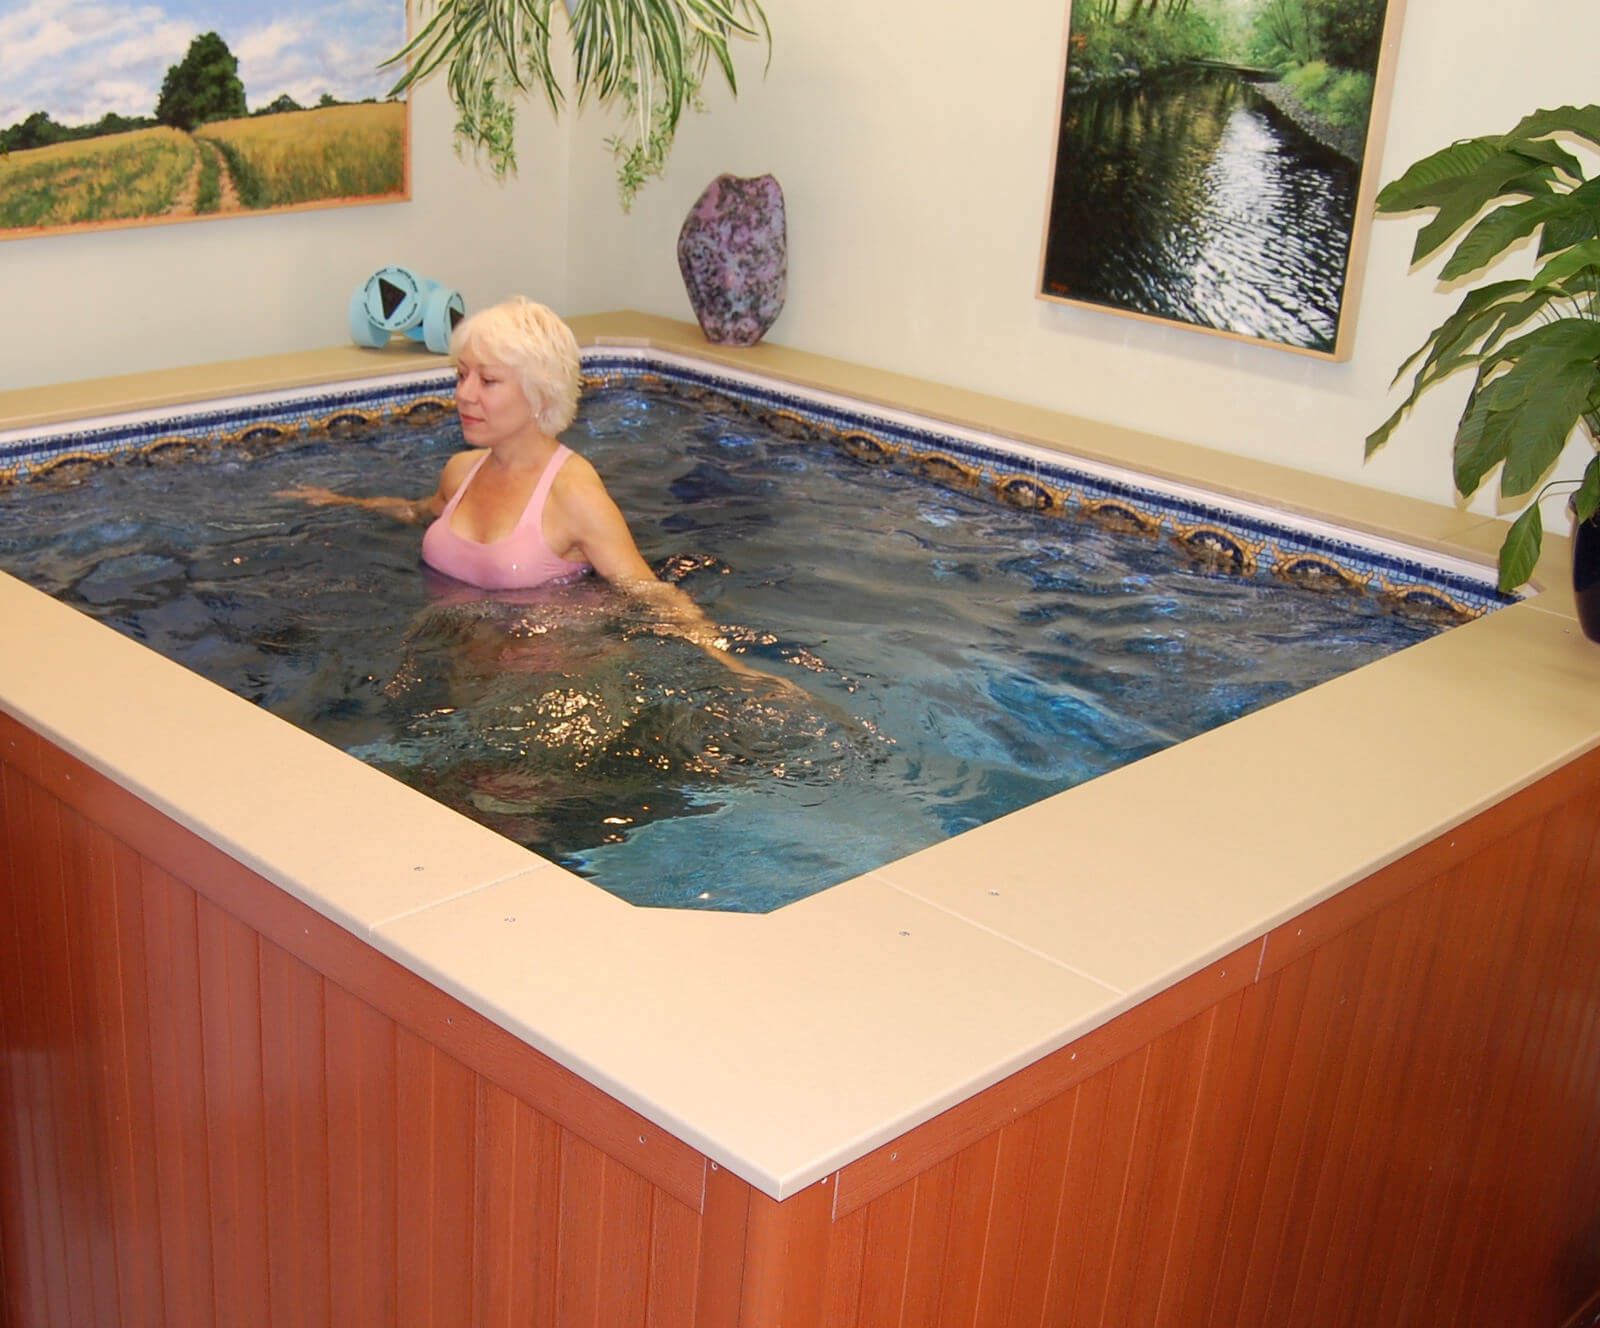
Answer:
(1576, 509, 1600, 642)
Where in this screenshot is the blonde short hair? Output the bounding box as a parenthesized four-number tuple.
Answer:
(450, 297, 582, 436)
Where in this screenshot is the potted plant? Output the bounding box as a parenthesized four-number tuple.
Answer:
(384, 0, 770, 207)
(1365, 104, 1600, 633)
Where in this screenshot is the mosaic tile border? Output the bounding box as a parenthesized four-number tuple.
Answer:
(0, 370, 458, 484)
(582, 351, 1513, 623)
(0, 350, 1512, 622)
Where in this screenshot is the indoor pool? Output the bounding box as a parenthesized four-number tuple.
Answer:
(0, 357, 1506, 910)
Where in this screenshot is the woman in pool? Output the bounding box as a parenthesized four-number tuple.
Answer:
(281, 296, 777, 680)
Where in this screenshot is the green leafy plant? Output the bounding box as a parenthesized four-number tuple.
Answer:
(1366, 105, 1600, 592)
(382, 0, 769, 207)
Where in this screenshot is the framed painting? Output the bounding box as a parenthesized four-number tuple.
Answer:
(0, 0, 409, 241)
(1037, 0, 1406, 359)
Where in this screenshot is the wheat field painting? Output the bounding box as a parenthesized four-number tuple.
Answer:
(0, 0, 408, 239)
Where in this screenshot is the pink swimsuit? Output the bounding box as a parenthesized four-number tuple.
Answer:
(421, 446, 592, 590)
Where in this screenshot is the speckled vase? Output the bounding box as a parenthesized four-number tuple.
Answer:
(676, 174, 786, 346)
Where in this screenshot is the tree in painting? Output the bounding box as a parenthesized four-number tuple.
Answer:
(155, 32, 247, 133)
(1040, 0, 1394, 355)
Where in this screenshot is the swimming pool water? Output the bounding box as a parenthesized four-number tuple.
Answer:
(0, 383, 1451, 911)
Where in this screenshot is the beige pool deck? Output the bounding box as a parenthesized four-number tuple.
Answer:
(2, 311, 1598, 1200)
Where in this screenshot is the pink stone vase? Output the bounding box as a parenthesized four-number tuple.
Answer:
(676, 174, 786, 346)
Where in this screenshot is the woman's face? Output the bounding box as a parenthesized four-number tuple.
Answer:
(455, 350, 539, 449)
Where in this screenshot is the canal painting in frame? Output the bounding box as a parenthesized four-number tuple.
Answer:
(0, 0, 409, 242)
(1038, 0, 1406, 359)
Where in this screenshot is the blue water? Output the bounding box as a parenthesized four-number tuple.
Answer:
(0, 385, 1446, 911)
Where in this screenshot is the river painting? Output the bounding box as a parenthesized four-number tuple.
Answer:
(1039, 0, 1401, 357)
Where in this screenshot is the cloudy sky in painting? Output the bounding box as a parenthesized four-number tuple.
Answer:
(0, 0, 406, 128)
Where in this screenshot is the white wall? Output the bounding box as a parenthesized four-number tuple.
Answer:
(0, 75, 572, 392)
(566, 0, 1599, 521)
(6, 0, 1594, 523)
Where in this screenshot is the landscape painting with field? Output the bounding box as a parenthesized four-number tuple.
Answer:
(0, 0, 408, 240)
(1039, 0, 1402, 358)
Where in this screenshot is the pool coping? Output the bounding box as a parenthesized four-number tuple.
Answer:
(3, 311, 1599, 1200)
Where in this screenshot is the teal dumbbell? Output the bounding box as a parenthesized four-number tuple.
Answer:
(350, 266, 465, 354)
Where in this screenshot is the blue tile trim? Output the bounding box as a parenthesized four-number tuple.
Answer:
(0, 373, 457, 476)
(582, 354, 1514, 620)
(1, 351, 1512, 620)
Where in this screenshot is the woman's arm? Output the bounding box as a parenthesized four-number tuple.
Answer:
(560, 463, 797, 685)
(564, 468, 729, 640)
(275, 485, 440, 524)
(276, 451, 476, 525)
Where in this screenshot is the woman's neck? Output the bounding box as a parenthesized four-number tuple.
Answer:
(483, 430, 560, 473)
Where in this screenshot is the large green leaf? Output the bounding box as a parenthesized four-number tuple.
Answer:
(1365, 280, 1538, 458)
(1480, 316, 1600, 379)
(1439, 194, 1571, 281)
(1453, 389, 1515, 495)
(1544, 217, 1600, 255)
(1507, 105, 1600, 153)
(1408, 162, 1560, 265)
(1395, 279, 1528, 380)
(1363, 404, 1409, 458)
(1532, 175, 1600, 253)
(1370, 106, 1600, 524)
(1495, 357, 1598, 495)
(1481, 286, 1572, 358)
(1576, 455, 1600, 523)
(1496, 133, 1584, 182)
(1524, 238, 1600, 291)
(1497, 503, 1543, 592)
(1378, 114, 1600, 268)
(1374, 139, 1505, 210)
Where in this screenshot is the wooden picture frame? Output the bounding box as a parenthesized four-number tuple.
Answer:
(0, 2, 410, 242)
(1037, 0, 1407, 359)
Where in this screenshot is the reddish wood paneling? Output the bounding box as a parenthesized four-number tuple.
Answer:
(3, 710, 1599, 1328)
(2, 712, 707, 1212)
(326, 980, 399, 1327)
(740, 1176, 835, 1326)
(802, 755, 1600, 1328)
(0, 724, 733, 1328)
(833, 937, 1265, 1217)
(699, 1162, 754, 1325)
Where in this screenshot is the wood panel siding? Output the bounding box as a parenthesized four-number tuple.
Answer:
(0, 713, 726, 1328)
(3, 707, 1598, 1327)
(806, 752, 1600, 1328)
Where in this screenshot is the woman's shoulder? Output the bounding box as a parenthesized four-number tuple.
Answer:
(443, 448, 488, 476)
(549, 447, 625, 531)
(553, 446, 605, 494)
(438, 448, 487, 495)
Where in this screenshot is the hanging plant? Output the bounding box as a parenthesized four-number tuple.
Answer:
(382, 0, 770, 207)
